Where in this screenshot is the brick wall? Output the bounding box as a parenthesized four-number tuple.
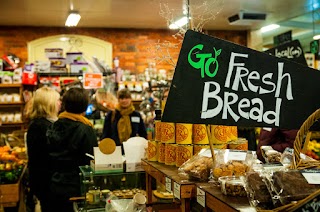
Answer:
(0, 27, 247, 74)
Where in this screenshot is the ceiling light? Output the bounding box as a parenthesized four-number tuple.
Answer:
(65, 11, 81, 27)
(169, 17, 189, 29)
(260, 24, 280, 33)
(313, 34, 320, 40)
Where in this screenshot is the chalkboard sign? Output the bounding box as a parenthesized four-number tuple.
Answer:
(162, 30, 320, 129)
(273, 31, 292, 46)
(265, 40, 307, 66)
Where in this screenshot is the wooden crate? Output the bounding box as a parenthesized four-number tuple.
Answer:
(0, 182, 20, 206)
(0, 165, 26, 207)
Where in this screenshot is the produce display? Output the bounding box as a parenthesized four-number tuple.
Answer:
(305, 139, 320, 160)
(0, 145, 26, 184)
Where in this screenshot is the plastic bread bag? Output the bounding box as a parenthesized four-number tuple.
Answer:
(178, 148, 214, 182)
(280, 147, 316, 168)
(261, 146, 282, 163)
(267, 169, 320, 206)
(244, 171, 274, 210)
(211, 149, 254, 182)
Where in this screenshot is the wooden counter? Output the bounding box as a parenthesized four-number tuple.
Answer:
(142, 159, 255, 212)
(142, 159, 196, 211)
(196, 183, 255, 212)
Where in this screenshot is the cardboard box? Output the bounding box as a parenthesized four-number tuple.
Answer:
(90, 160, 123, 174)
(49, 57, 66, 68)
(70, 62, 89, 73)
(126, 162, 144, 172)
(91, 146, 123, 173)
(50, 67, 67, 73)
(45, 48, 63, 58)
(66, 52, 83, 64)
(34, 60, 50, 72)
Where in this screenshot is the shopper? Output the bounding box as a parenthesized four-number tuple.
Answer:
(26, 86, 61, 211)
(46, 87, 98, 211)
(101, 88, 147, 153)
(256, 127, 298, 162)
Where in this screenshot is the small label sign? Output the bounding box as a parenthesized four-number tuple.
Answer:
(173, 182, 181, 199)
(227, 150, 247, 161)
(165, 177, 172, 192)
(197, 187, 205, 207)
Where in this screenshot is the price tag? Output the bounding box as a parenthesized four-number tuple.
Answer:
(228, 150, 246, 161)
(165, 177, 172, 192)
(301, 170, 320, 184)
(197, 187, 205, 207)
(173, 182, 181, 199)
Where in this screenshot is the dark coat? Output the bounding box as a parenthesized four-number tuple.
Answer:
(257, 128, 298, 162)
(46, 118, 98, 199)
(101, 110, 147, 147)
(27, 118, 53, 199)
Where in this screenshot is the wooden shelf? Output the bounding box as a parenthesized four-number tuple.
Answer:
(0, 122, 24, 126)
(0, 102, 24, 106)
(37, 72, 111, 77)
(0, 84, 22, 88)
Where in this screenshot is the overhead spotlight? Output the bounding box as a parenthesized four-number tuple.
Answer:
(260, 24, 280, 33)
(169, 17, 189, 29)
(313, 34, 320, 40)
(65, 11, 81, 27)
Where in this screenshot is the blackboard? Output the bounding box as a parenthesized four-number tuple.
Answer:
(273, 30, 292, 46)
(162, 30, 320, 129)
(265, 40, 307, 66)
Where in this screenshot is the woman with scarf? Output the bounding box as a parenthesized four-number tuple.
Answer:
(101, 88, 147, 154)
(26, 86, 61, 211)
(46, 87, 98, 211)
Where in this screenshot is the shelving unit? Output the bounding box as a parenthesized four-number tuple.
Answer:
(0, 84, 26, 133)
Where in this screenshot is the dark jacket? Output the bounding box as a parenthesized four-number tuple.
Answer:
(257, 128, 298, 162)
(101, 110, 147, 147)
(27, 118, 53, 199)
(46, 118, 98, 198)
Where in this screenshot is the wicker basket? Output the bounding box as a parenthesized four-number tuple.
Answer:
(206, 108, 320, 212)
(291, 109, 320, 169)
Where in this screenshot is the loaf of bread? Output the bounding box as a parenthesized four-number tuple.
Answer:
(272, 170, 320, 205)
(246, 172, 273, 210)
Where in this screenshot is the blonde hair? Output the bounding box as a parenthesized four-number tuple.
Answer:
(29, 87, 60, 120)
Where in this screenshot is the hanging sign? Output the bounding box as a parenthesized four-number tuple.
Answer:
(162, 30, 320, 129)
(265, 40, 307, 66)
(83, 73, 103, 89)
(273, 30, 292, 46)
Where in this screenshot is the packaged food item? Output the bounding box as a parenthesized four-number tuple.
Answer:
(219, 176, 246, 197)
(176, 145, 193, 167)
(175, 123, 192, 144)
(211, 149, 252, 180)
(261, 146, 281, 163)
(245, 172, 273, 210)
(178, 153, 213, 181)
(271, 170, 320, 205)
(228, 138, 248, 150)
(192, 124, 209, 144)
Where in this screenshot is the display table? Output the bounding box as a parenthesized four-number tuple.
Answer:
(141, 159, 254, 212)
(196, 183, 255, 212)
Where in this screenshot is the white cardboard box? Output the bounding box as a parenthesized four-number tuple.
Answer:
(70, 62, 89, 73)
(91, 146, 123, 173)
(126, 162, 144, 172)
(66, 52, 83, 64)
(90, 160, 123, 173)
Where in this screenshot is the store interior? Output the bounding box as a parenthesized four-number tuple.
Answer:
(0, 0, 320, 211)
